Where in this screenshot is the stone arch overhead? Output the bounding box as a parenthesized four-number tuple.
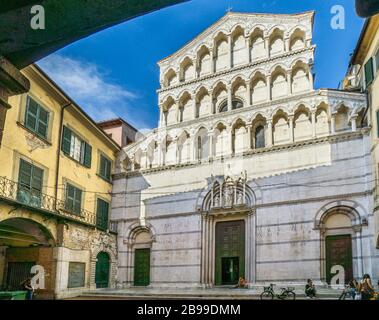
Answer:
(213, 29, 230, 42)
(270, 106, 291, 119)
(292, 101, 312, 114)
(1, 212, 57, 245)
(177, 89, 192, 101)
(248, 24, 266, 37)
(193, 124, 211, 136)
(290, 57, 310, 70)
(333, 101, 353, 114)
(124, 221, 157, 244)
(249, 68, 268, 80)
(162, 67, 178, 79)
(195, 43, 211, 55)
(287, 24, 308, 38)
(267, 24, 286, 37)
(179, 55, 195, 66)
(351, 103, 366, 116)
(250, 111, 268, 123)
(212, 120, 229, 130)
(211, 79, 228, 91)
(230, 74, 248, 86)
(229, 23, 246, 35)
(91, 246, 117, 263)
(230, 116, 249, 128)
(314, 200, 368, 230)
(160, 94, 176, 106)
(269, 63, 289, 75)
(194, 84, 210, 97)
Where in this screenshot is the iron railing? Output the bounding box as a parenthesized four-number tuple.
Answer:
(0, 176, 107, 229)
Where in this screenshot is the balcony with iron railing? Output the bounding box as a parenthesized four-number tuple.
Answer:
(0, 176, 117, 233)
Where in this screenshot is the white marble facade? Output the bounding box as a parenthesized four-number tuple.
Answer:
(112, 12, 378, 288)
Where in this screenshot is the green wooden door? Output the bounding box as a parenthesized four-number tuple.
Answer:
(95, 252, 110, 288)
(134, 248, 150, 286)
(215, 220, 245, 285)
(326, 235, 353, 284)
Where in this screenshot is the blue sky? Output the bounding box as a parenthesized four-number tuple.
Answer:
(38, 0, 364, 132)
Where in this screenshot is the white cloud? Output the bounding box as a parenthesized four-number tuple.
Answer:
(38, 54, 138, 123)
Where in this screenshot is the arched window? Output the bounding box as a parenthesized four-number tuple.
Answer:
(219, 99, 244, 113)
(197, 136, 202, 160)
(255, 125, 265, 149)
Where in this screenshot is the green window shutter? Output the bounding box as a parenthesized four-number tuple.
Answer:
(65, 183, 82, 215)
(96, 199, 109, 230)
(99, 155, 111, 180)
(37, 107, 49, 138)
(25, 97, 38, 132)
(19, 159, 32, 188)
(376, 110, 379, 138)
(74, 188, 82, 214)
(364, 57, 374, 87)
(83, 143, 92, 168)
(61, 126, 72, 155)
(31, 166, 43, 193)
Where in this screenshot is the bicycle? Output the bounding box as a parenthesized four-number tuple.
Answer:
(339, 285, 355, 300)
(260, 283, 296, 300)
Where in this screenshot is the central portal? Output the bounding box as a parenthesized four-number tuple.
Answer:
(215, 220, 245, 285)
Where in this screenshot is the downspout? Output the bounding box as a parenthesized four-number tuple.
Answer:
(53, 102, 70, 299)
(55, 102, 71, 205)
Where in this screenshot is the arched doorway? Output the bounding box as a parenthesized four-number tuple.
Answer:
(0, 218, 55, 294)
(95, 252, 110, 288)
(133, 231, 152, 287)
(315, 203, 365, 285)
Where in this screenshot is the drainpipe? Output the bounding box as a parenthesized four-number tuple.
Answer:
(54, 102, 71, 206)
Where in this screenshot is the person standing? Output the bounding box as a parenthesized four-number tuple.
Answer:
(21, 278, 34, 300)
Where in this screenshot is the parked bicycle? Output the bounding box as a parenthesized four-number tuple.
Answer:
(260, 283, 296, 300)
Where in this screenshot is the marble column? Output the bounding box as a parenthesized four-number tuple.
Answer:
(330, 114, 336, 135)
(245, 37, 250, 64)
(311, 111, 316, 138)
(228, 35, 233, 69)
(266, 76, 271, 101)
(289, 115, 294, 143)
(208, 131, 214, 160)
(246, 210, 256, 285)
(266, 120, 273, 147)
(227, 85, 232, 111)
(265, 37, 270, 58)
(245, 81, 251, 107)
(287, 71, 292, 96)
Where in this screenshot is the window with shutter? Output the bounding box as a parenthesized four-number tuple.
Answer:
(99, 154, 111, 181)
(364, 57, 374, 87)
(65, 183, 83, 215)
(376, 110, 379, 138)
(96, 199, 109, 230)
(25, 97, 49, 139)
(61, 126, 92, 168)
(17, 159, 44, 207)
(376, 49, 379, 74)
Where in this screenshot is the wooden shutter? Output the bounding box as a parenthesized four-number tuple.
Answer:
(100, 155, 111, 180)
(83, 143, 92, 168)
(377, 110, 379, 138)
(74, 188, 82, 214)
(25, 97, 38, 131)
(31, 166, 43, 193)
(62, 126, 72, 155)
(37, 107, 49, 138)
(365, 57, 374, 86)
(96, 199, 109, 230)
(18, 159, 32, 188)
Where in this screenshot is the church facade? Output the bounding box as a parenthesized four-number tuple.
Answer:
(112, 11, 378, 288)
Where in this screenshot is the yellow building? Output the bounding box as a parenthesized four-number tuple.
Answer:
(344, 14, 379, 252)
(0, 64, 120, 299)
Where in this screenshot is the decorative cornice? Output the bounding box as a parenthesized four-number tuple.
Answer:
(113, 129, 367, 180)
